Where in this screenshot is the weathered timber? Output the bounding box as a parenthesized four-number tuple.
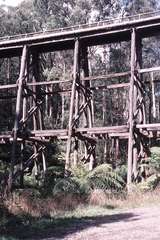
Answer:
(108, 132, 129, 138)
(91, 83, 130, 90)
(83, 72, 130, 81)
(150, 72, 156, 120)
(132, 32, 143, 179)
(1, 67, 160, 92)
(127, 28, 136, 190)
(30, 126, 128, 138)
(65, 39, 80, 172)
(1, 12, 160, 55)
(81, 46, 95, 170)
(1, 12, 160, 191)
(139, 66, 160, 74)
(9, 45, 28, 190)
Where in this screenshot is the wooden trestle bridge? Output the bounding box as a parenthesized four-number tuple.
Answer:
(1, 11, 160, 190)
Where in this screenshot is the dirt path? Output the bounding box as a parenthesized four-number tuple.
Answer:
(44, 206, 160, 240)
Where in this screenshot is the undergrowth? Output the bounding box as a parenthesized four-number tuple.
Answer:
(1, 159, 160, 239)
(1, 187, 160, 239)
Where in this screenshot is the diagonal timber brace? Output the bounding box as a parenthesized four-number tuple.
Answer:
(2, 14, 160, 192)
(65, 40, 95, 172)
(8, 47, 47, 190)
(8, 45, 28, 190)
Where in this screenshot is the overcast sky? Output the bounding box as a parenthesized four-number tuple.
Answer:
(0, 0, 23, 6)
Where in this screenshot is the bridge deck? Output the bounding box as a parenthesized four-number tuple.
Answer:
(0, 11, 160, 57)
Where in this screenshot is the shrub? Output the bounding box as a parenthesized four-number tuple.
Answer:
(115, 164, 127, 182)
(137, 174, 160, 191)
(52, 163, 125, 200)
(149, 147, 160, 173)
(87, 164, 125, 192)
(38, 165, 64, 197)
(52, 178, 81, 196)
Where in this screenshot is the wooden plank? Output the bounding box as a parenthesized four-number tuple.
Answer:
(83, 71, 130, 81)
(0, 79, 72, 90)
(1, 66, 160, 92)
(0, 83, 17, 90)
(78, 125, 128, 134)
(109, 132, 129, 138)
(32, 129, 68, 137)
(31, 125, 128, 137)
(91, 83, 129, 91)
(27, 79, 71, 86)
(139, 66, 160, 74)
(1, 65, 160, 92)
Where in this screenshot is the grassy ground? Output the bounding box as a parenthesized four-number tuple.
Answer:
(0, 205, 118, 240)
(1, 188, 160, 240)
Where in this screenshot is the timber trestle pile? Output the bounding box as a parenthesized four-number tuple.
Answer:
(0, 11, 160, 189)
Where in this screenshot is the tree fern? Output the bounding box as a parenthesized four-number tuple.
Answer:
(87, 164, 125, 191)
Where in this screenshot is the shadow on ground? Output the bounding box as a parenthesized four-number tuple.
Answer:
(0, 209, 139, 240)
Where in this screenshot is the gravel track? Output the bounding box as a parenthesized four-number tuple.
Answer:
(43, 206, 160, 240)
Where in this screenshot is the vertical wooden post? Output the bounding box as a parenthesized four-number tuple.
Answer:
(115, 137, 119, 162)
(20, 54, 29, 187)
(74, 88, 79, 166)
(110, 137, 115, 167)
(88, 58, 95, 125)
(20, 97, 27, 187)
(38, 107, 46, 172)
(82, 47, 93, 128)
(150, 72, 156, 121)
(133, 34, 142, 179)
(127, 29, 136, 191)
(32, 52, 39, 177)
(102, 90, 106, 126)
(81, 46, 95, 170)
(32, 52, 46, 174)
(61, 94, 65, 128)
(136, 36, 145, 124)
(9, 45, 28, 190)
(133, 147, 138, 180)
(65, 39, 80, 172)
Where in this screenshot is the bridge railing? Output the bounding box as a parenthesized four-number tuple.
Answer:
(0, 10, 160, 42)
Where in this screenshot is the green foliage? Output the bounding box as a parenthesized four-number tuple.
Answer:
(135, 147, 160, 190)
(137, 174, 160, 191)
(52, 178, 81, 196)
(52, 163, 125, 198)
(71, 164, 89, 179)
(71, 165, 91, 196)
(149, 147, 160, 172)
(87, 164, 125, 191)
(41, 166, 64, 196)
(115, 164, 127, 182)
(51, 164, 90, 197)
